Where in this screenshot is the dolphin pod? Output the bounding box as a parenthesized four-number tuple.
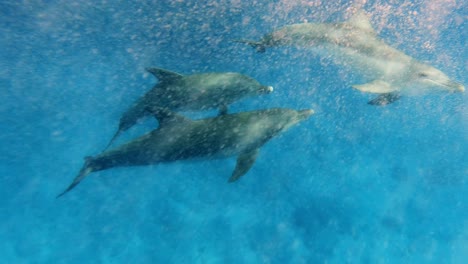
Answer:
(235, 11, 464, 105)
(104, 67, 274, 150)
(58, 10, 464, 197)
(57, 107, 314, 197)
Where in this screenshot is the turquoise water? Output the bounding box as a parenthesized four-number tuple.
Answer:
(1, 1, 466, 263)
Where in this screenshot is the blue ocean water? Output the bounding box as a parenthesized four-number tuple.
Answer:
(1, 0, 466, 263)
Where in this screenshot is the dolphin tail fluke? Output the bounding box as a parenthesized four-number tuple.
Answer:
(232, 39, 266, 53)
(56, 157, 94, 198)
(102, 130, 122, 152)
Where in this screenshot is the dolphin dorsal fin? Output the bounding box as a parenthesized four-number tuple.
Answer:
(145, 106, 191, 127)
(146, 67, 183, 83)
(347, 11, 375, 33)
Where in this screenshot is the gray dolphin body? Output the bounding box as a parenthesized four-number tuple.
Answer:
(105, 68, 273, 150)
(235, 12, 464, 105)
(58, 107, 314, 197)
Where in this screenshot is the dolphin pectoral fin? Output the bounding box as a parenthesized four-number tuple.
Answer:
(218, 105, 228, 115)
(368, 92, 401, 106)
(145, 67, 183, 83)
(229, 149, 259, 182)
(352, 80, 396, 94)
(56, 158, 94, 198)
(232, 39, 266, 53)
(145, 106, 192, 127)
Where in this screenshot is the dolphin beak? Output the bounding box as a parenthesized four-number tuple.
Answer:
(260, 85, 274, 93)
(443, 80, 465, 92)
(428, 79, 465, 92)
(298, 109, 315, 119)
(453, 82, 465, 92)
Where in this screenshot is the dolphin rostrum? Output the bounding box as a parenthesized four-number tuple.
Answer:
(104, 67, 274, 150)
(235, 12, 464, 105)
(57, 107, 314, 197)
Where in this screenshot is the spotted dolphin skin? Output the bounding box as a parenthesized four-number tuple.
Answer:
(57, 107, 314, 197)
(235, 12, 464, 105)
(104, 67, 274, 150)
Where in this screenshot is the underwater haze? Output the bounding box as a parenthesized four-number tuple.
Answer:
(1, 0, 467, 263)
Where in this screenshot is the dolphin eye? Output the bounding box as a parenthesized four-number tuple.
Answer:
(418, 73, 428, 78)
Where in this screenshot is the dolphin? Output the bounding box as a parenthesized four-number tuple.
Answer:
(57, 107, 314, 197)
(235, 12, 464, 105)
(104, 67, 274, 150)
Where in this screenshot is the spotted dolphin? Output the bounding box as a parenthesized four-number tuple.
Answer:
(57, 107, 314, 197)
(104, 67, 273, 150)
(235, 12, 464, 105)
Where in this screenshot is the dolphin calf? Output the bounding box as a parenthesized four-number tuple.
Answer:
(235, 12, 464, 105)
(57, 107, 314, 197)
(104, 67, 274, 150)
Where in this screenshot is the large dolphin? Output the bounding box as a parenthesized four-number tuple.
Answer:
(57, 107, 314, 197)
(104, 67, 274, 150)
(235, 12, 464, 105)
